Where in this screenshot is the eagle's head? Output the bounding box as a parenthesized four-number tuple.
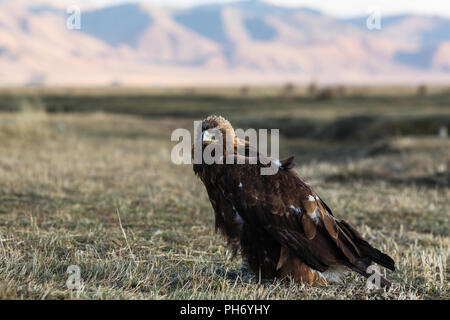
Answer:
(201, 115, 235, 143)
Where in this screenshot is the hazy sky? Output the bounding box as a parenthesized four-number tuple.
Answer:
(81, 0, 450, 18)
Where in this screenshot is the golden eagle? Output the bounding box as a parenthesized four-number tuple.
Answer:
(193, 115, 395, 287)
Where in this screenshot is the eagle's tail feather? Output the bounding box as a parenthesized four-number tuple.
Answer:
(354, 240, 395, 271)
(344, 262, 392, 289)
(332, 219, 395, 289)
(338, 220, 395, 271)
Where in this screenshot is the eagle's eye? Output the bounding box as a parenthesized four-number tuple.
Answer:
(202, 126, 221, 143)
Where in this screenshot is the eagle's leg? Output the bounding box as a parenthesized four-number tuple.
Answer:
(277, 246, 328, 286)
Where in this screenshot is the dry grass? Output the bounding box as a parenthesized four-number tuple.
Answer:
(0, 110, 448, 300)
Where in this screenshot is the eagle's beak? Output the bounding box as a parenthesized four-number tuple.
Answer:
(202, 130, 216, 142)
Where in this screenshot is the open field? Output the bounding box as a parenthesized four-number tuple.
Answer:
(0, 88, 448, 299)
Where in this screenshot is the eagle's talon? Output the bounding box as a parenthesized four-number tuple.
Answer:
(238, 259, 255, 282)
(214, 267, 240, 280)
(214, 265, 255, 282)
(239, 261, 250, 273)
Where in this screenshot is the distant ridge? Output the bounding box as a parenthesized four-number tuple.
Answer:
(0, 0, 449, 86)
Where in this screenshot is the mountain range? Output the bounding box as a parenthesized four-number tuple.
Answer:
(1, 0, 450, 86)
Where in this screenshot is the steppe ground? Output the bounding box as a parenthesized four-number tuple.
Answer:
(0, 87, 448, 299)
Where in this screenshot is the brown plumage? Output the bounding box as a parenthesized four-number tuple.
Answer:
(193, 115, 395, 287)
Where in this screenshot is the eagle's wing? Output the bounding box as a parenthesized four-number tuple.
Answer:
(211, 155, 394, 277)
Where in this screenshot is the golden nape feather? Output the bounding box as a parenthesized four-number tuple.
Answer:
(193, 115, 395, 288)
